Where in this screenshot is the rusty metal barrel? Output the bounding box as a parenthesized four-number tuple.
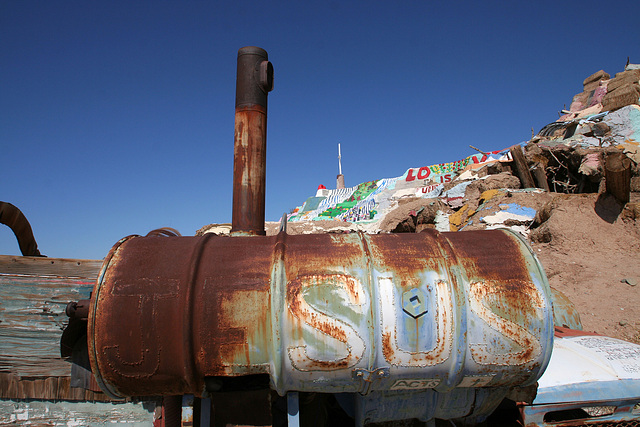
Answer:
(88, 228, 553, 399)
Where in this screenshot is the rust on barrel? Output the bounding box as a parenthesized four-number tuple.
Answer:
(89, 234, 276, 397)
(87, 229, 551, 397)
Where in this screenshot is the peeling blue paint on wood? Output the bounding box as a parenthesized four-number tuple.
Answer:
(0, 255, 102, 382)
(0, 399, 157, 426)
(0, 274, 95, 377)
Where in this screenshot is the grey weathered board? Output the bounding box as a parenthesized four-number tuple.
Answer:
(0, 255, 102, 385)
(0, 255, 103, 279)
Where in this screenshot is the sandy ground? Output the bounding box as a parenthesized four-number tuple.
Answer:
(529, 192, 640, 343)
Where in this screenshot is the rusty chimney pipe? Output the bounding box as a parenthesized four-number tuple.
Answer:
(231, 46, 274, 236)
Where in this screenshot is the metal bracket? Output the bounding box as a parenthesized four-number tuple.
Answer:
(352, 367, 390, 395)
(352, 367, 390, 382)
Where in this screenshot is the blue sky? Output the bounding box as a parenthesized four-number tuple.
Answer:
(2, 1, 639, 259)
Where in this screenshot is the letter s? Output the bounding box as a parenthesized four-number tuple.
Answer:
(468, 280, 544, 365)
(287, 274, 365, 371)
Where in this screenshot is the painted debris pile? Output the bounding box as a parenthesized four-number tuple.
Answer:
(560, 66, 640, 122)
(269, 62, 640, 235)
(200, 64, 639, 243)
(284, 147, 515, 229)
(268, 104, 639, 238)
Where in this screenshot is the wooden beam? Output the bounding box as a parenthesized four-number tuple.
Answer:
(605, 152, 632, 204)
(0, 255, 102, 278)
(0, 273, 96, 379)
(0, 373, 110, 401)
(532, 163, 551, 192)
(509, 145, 536, 189)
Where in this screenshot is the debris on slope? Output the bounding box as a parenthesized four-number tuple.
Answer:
(285, 147, 516, 227)
(279, 89, 639, 235)
(559, 64, 640, 121)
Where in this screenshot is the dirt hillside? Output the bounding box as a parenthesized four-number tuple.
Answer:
(529, 192, 640, 342)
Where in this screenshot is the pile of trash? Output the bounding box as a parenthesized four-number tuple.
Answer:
(280, 103, 639, 238)
(560, 65, 640, 122)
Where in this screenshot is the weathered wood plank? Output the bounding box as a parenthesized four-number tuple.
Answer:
(0, 255, 103, 278)
(605, 151, 632, 203)
(0, 256, 158, 406)
(510, 145, 536, 189)
(0, 257, 99, 380)
(0, 373, 111, 401)
(532, 163, 551, 192)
